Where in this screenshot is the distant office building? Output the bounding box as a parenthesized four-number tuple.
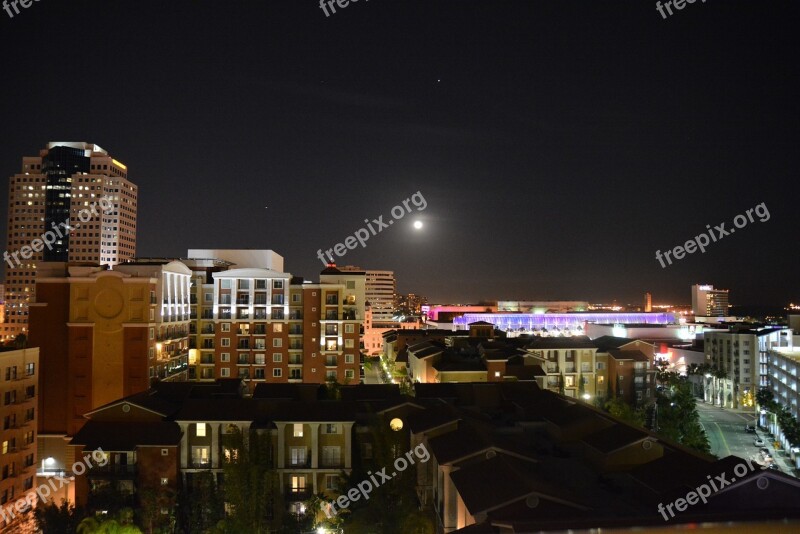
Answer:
(0, 347, 38, 532)
(692, 284, 730, 317)
(341, 267, 394, 323)
(3, 142, 137, 341)
(644, 292, 652, 312)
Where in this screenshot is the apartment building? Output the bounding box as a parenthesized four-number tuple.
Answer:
(67, 380, 374, 529)
(606, 350, 657, 406)
(519, 337, 600, 400)
(182, 255, 365, 388)
(4, 142, 137, 341)
(407, 382, 800, 533)
(0, 348, 38, 533)
(768, 346, 800, 420)
(704, 326, 792, 408)
(28, 261, 190, 503)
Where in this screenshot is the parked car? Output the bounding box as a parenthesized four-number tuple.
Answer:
(754, 438, 765, 447)
(745, 425, 756, 433)
(767, 463, 781, 471)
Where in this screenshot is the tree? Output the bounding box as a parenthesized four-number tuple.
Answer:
(558, 373, 565, 395)
(139, 486, 177, 534)
(338, 416, 435, 534)
(756, 387, 774, 408)
(34, 500, 86, 534)
(578, 373, 585, 397)
(654, 377, 710, 454)
(76, 509, 141, 534)
(217, 426, 280, 533)
(604, 397, 645, 427)
(179, 470, 223, 533)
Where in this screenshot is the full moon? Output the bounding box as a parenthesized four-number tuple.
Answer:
(413, 220, 423, 230)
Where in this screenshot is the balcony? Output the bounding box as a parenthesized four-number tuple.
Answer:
(254, 310, 268, 320)
(289, 326, 303, 335)
(289, 355, 303, 365)
(220, 295, 232, 305)
(325, 296, 339, 305)
(254, 296, 268, 306)
(200, 355, 214, 364)
(201, 325, 215, 335)
(272, 310, 285, 320)
(289, 311, 303, 320)
(236, 297, 250, 305)
(285, 486, 312, 501)
(272, 296, 285, 305)
(325, 357, 337, 367)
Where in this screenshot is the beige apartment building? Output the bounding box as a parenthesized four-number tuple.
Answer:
(0, 348, 38, 533)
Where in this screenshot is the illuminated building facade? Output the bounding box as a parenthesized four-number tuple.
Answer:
(3, 142, 137, 341)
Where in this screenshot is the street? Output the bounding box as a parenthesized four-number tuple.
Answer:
(696, 399, 797, 477)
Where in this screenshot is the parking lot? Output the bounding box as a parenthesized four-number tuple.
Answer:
(696, 400, 797, 477)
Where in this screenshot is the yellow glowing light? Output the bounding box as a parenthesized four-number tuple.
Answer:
(111, 158, 127, 170)
(389, 418, 404, 431)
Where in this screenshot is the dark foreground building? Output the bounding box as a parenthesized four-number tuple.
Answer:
(68, 379, 800, 533)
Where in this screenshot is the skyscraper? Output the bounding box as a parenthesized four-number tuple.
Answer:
(691, 284, 730, 317)
(340, 267, 395, 323)
(3, 142, 137, 340)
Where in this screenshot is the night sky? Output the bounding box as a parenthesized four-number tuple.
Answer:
(1, 1, 798, 306)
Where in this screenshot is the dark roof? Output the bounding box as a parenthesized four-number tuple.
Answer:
(338, 384, 401, 401)
(71, 421, 182, 450)
(449, 454, 537, 514)
(433, 359, 486, 372)
(582, 424, 649, 454)
(408, 341, 446, 358)
(523, 336, 596, 350)
(395, 347, 409, 363)
(592, 336, 636, 352)
(428, 423, 491, 464)
(468, 321, 495, 326)
(251, 383, 321, 401)
(406, 405, 460, 434)
(607, 349, 650, 362)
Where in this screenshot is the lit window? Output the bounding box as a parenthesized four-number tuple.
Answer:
(293, 424, 303, 437)
(196, 423, 206, 437)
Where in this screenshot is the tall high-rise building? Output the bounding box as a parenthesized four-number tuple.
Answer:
(691, 284, 730, 317)
(644, 292, 652, 312)
(3, 142, 137, 341)
(341, 267, 395, 323)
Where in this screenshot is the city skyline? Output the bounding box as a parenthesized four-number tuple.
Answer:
(0, 1, 797, 306)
